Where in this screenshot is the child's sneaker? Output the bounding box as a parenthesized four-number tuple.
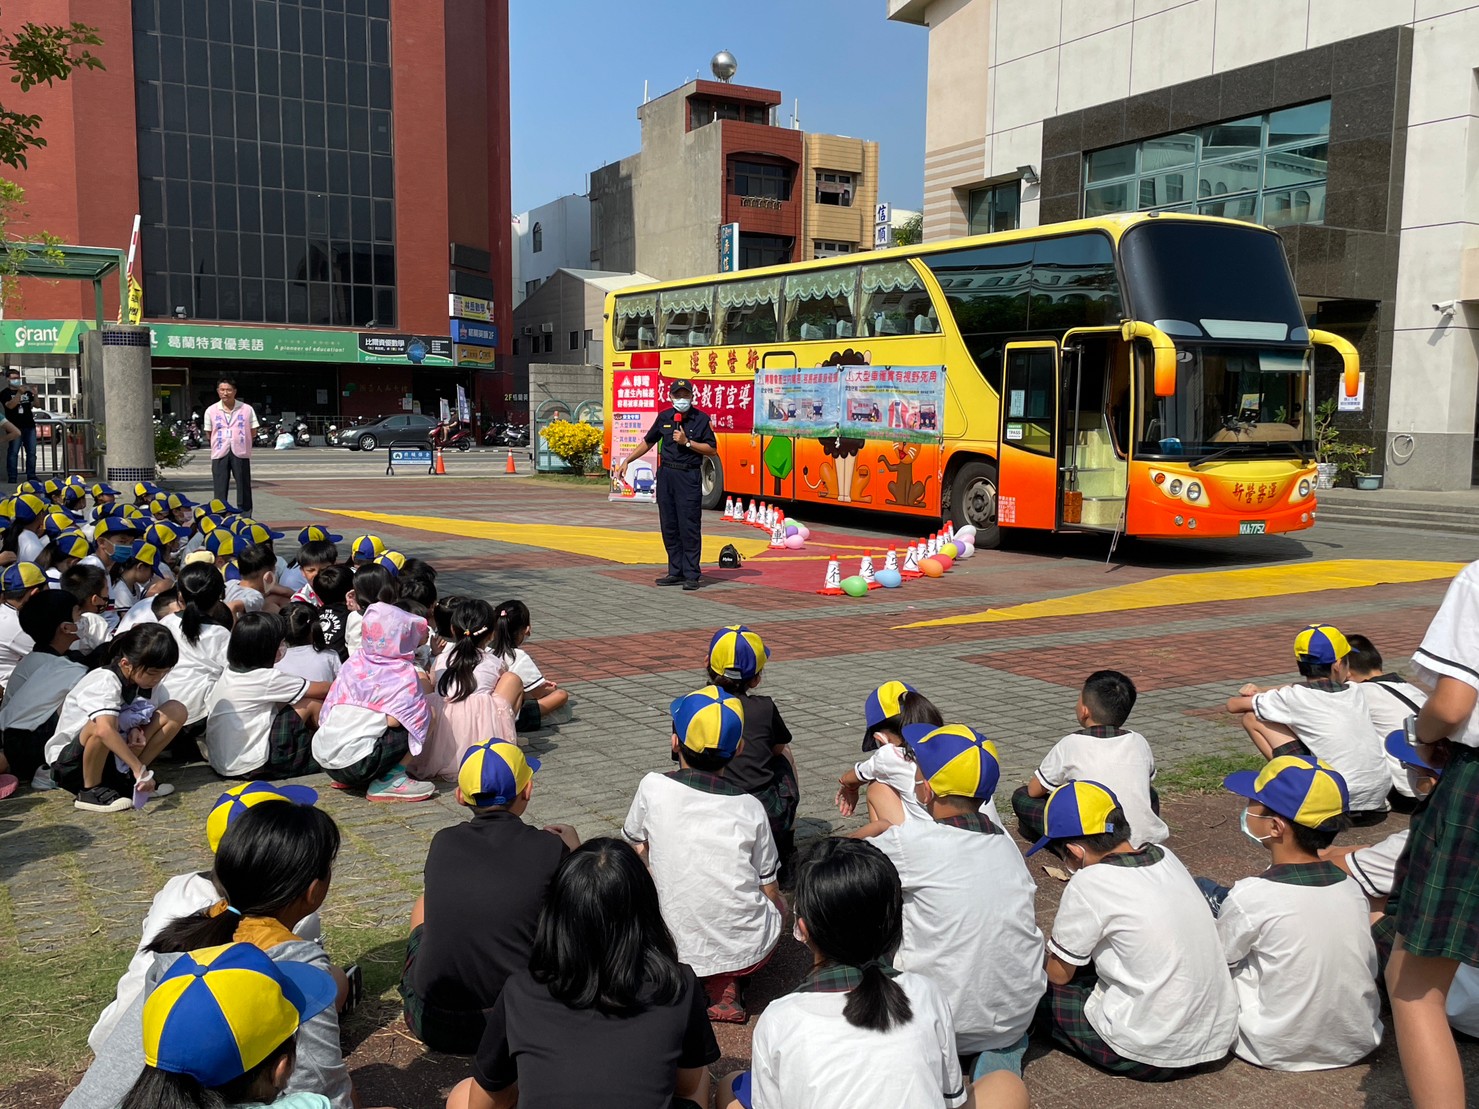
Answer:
(366, 769, 435, 803)
(705, 979, 748, 1024)
(0, 773, 17, 800)
(74, 785, 133, 813)
(30, 766, 56, 791)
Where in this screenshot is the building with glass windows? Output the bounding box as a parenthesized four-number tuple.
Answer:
(2, 0, 513, 427)
(889, 1, 1479, 491)
(589, 77, 881, 281)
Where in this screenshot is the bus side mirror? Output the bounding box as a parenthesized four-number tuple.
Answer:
(1121, 320, 1178, 398)
(1310, 329, 1360, 398)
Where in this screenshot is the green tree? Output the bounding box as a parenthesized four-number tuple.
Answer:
(892, 212, 923, 247)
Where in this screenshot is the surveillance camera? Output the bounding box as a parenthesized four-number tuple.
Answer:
(1434, 299, 1458, 314)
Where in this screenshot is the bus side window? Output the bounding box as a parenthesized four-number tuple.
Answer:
(614, 294, 658, 351)
(659, 287, 715, 349)
(718, 277, 782, 346)
(784, 266, 859, 343)
(860, 260, 928, 338)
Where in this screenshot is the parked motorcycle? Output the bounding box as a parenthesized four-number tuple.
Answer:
(254, 422, 275, 448)
(293, 417, 311, 446)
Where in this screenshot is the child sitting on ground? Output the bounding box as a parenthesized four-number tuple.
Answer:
(276, 601, 342, 684)
(724, 838, 1028, 1109)
(623, 684, 784, 1023)
(1198, 755, 1382, 1071)
(153, 562, 233, 734)
(206, 612, 332, 779)
(0, 590, 86, 788)
(1012, 670, 1168, 847)
(0, 561, 45, 690)
(289, 531, 341, 605)
(311, 564, 354, 660)
(116, 584, 181, 634)
(346, 534, 385, 567)
(88, 781, 323, 1051)
(1343, 632, 1429, 800)
(864, 723, 1045, 1079)
(313, 601, 435, 803)
(402, 741, 578, 1055)
(412, 597, 521, 780)
(835, 681, 940, 828)
(109, 540, 168, 612)
(43, 624, 189, 815)
(225, 542, 275, 616)
(705, 624, 797, 860)
(1034, 781, 1238, 1079)
(1226, 623, 1391, 819)
(488, 599, 569, 731)
(345, 563, 397, 655)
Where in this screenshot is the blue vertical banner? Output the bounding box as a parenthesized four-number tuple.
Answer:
(456, 384, 471, 424)
(719, 222, 740, 273)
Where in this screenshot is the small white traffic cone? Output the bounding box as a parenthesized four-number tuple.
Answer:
(770, 515, 788, 548)
(817, 554, 843, 595)
(926, 533, 939, 558)
(883, 546, 899, 573)
(764, 503, 776, 529)
(744, 500, 757, 526)
(944, 519, 956, 542)
(859, 551, 879, 589)
(723, 496, 736, 521)
(902, 543, 922, 578)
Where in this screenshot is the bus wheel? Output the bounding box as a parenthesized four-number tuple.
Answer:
(949, 461, 1000, 549)
(700, 455, 725, 511)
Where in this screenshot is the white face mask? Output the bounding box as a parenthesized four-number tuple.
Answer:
(672, 398, 692, 413)
(1240, 809, 1275, 847)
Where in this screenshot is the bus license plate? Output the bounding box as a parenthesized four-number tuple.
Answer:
(1240, 521, 1267, 535)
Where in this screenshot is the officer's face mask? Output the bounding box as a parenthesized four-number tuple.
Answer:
(672, 398, 692, 412)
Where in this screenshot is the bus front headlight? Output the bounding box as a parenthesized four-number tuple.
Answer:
(1298, 479, 1311, 498)
(1168, 479, 1183, 497)
(1186, 482, 1202, 502)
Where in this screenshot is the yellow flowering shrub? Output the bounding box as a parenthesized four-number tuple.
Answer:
(539, 418, 603, 473)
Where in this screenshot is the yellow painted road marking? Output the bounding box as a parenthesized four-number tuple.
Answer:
(896, 559, 1465, 629)
(317, 508, 773, 566)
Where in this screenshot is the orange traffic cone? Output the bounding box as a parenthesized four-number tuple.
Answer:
(434, 448, 447, 475)
(817, 555, 843, 595)
(505, 450, 517, 474)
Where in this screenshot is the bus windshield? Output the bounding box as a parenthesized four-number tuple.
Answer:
(1120, 221, 1306, 343)
(1137, 346, 1314, 460)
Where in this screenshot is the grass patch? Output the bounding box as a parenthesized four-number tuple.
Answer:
(1157, 752, 1264, 795)
(0, 940, 130, 1074)
(525, 472, 607, 485)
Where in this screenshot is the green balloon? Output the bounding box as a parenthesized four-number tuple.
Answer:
(840, 575, 869, 597)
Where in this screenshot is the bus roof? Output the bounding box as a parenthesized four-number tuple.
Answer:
(605, 211, 1285, 298)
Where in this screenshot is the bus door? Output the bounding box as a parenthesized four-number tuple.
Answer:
(758, 351, 799, 503)
(999, 341, 1061, 530)
(1061, 327, 1130, 530)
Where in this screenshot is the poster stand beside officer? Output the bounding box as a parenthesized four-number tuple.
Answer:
(612, 380, 717, 591)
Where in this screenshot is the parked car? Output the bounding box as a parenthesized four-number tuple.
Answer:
(335, 413, 438, 452)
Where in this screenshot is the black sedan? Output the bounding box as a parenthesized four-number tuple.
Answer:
(333, 413, 438, 451)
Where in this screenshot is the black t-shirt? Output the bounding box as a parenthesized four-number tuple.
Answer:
(474, 965, 720, 1108)
(318, 604, 349, 660)
(1, 384, 36, 430)
(643, 406, 716, 470)
(723, 693, 794, 794)
(411, 809, 568, 1013)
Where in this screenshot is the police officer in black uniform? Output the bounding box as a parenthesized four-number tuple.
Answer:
(613, 380, 717, 590)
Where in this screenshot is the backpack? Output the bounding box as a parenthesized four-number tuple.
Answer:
(717, 544, 743, 569)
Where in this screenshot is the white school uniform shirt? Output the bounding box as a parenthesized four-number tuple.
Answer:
(1252, 682, 1390, 812)
(151, 612, 230, 724)
(44, 668, 128, 765)
(1411, 559, 1479, 748)
(1035, 727, 1169, 845)
(276, 644, 341, 684)
(115, 597, 160, 633)
(17, 528, 46, 564)
(749, 970, 966, 1109)
(505, 647, 544, 692)
(1218, 865, 1382, 1070)
(622, 771, 781, 977)
(855, 743, 931, 823)
(345, 609, 363, 653)
(0, 602, 35, 687)
(1354, 676, 1428, 798)
(312, 704, 386, 770)
(110, 577, 144, 612)
(873, 815, 1046, 1052)
(225, 578, 266, 613)
(1048, 845, 1238, 1069)
(204, 666, 311, 776)
(0, 651, 87, 731)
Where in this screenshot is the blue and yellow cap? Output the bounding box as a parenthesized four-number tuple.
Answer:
(238, 522, 284, 545)
(904, 723, 1000, 800)
(145, 522, 181, 549)
(376, 550, 406, 576)
(297, 525, 343, 545)
(862, 679, 916, 751)
(52, 530, 92, 561)
(132, 480, 162, 500)
(457, 740, 540, 807)
(206, 530, 237, 558)
(1027, 780, 1123, 856)
(60, 483, 86, 507)
(203, 498, 237, 516)
(0, 561, 46, 592)
(96, 514, 143, 538)
(349, 534, 385, 561)
(115, 540, 168, 575)
(671, 684, 745, 758)
(10, 493, 45, 523)
(90, 481, 119, 499)
(197, 513, 227, 535)
(1294, 623, 1349, 665)
(708, 625, 769, 681)
(1385, 728, 1443, 776)
(44, 509, 81, 537)
(142, 942, 337, 1088)
(205, 782, 319, 853)
(164, 492, 196, 512)
(14, 481, 39, 497)
(1224, 754, 1348, 829)
(147, 493, 171, 516)
(41, 478, 62, 499)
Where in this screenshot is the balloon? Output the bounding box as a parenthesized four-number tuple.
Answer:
(955, 525, 978, 544)
(919, 558, 944, 578)
(840, 575, 870, 597)
(955, 540, 975, 560)
(940, 542, 959, 559)
(875, 568, 903, 589)
(784, 523, 800, 536)
(798, 526, 811, 540)
(934, 554, 954, 571)
(784, 534, 805, 549)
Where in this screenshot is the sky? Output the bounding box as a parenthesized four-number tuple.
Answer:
(508, 0, 928, 215)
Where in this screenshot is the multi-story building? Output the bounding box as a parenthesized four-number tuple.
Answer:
(513, 194, 591, 308)
(2, 0, 513, 425)
(888, 0, 1479, 491)
(589, 71, 881, 280)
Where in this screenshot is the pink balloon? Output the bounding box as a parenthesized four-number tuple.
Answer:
(784, 534, 805, 549)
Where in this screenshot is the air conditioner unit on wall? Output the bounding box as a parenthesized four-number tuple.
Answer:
(522, 326, 533, 336)
(541, 322, 554, 333)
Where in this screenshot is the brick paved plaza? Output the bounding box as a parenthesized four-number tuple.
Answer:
(3, 457, 1476, 1108)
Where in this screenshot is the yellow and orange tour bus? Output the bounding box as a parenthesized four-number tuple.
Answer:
(602, 212, 1357, 549)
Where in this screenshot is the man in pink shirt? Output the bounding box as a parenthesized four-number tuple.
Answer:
(203, 375, 259, 513)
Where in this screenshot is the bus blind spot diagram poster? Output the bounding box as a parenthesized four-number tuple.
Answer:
(839, 366, 944, 443)
(609, 370, 664, 502)
(754, 369, 843, 436)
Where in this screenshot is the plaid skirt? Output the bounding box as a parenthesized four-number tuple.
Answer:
(752, 763, 800, 838)
(1039, 979, 1177, 1081)
(1388, 743, 1479, 965)
(398, 924, 487, 1055)
(246, 705, 321, 780)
